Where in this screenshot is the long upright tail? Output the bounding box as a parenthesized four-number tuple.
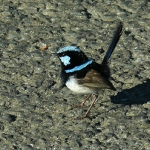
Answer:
(102, 22, 123, 65)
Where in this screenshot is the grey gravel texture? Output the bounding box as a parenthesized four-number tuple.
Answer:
(0, 0, 150, 150)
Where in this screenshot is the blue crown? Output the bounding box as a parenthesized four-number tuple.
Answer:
(57, 46, 81, 54)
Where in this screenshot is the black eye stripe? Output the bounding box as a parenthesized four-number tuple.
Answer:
(59, 53, 65, 56)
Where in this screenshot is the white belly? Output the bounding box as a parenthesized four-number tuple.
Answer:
(66, 76, 92, 94)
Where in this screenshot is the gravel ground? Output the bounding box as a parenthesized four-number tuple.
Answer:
(0, 0, 150, 150)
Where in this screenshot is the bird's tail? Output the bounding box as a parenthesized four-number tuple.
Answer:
(102, 22, 123, 65)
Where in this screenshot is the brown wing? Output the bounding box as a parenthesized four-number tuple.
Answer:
(78, 69, 116, 91)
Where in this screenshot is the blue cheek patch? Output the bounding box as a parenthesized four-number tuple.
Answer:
(65, 60, 93, 73)
(57, 46, 81, 53)
(60, 56, 71, 66)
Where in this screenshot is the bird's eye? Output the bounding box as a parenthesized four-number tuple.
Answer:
(61, 53, 65, 56)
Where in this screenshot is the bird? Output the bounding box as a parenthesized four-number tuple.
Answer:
(56, 22, 123, 118)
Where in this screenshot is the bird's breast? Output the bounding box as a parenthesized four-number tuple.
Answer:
(66, 76, 92, 94)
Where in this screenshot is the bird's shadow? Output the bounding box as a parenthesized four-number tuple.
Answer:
(111, 79, 150, 105)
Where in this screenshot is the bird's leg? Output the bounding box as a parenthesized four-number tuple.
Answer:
(80, 94, 92, 107)
(81, 95, 98, 118)
(70, 94, 92, 110)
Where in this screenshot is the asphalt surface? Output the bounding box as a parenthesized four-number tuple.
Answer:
(0, 1, 150, 149)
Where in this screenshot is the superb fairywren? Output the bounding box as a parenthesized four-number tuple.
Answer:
(57, 22, 123, 118)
